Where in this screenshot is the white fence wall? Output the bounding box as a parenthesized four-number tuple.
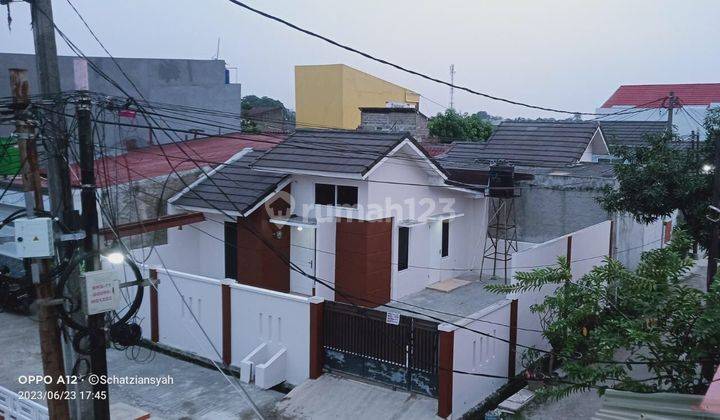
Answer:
(445, 300, 512, 418)
(509, 220, 612, 372)
(229, 282, 315, 385)
(0, 385, 48, 420)
(123, 265, 316, 386)
(154, 269, 224, 361)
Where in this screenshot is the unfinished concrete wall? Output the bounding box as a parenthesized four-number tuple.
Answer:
(514, 174, 614, 244)
(101, 168, 203, 249)
(0, 53, 242, 147)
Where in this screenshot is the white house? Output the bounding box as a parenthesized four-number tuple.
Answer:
(161, 129, 488, 305)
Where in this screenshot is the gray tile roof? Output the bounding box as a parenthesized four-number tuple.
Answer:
(598, 121, 668, 147)
(172, 150, 289, 215)
(251, 130, 410, 175)
(440, 121, 600, 168)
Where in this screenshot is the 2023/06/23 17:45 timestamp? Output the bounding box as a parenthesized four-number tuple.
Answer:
(18, 390, 108, 401)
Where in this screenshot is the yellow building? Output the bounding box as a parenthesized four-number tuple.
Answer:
(295, 64, 420, 130)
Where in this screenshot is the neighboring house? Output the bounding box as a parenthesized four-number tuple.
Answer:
(598, 120, 669, 148)
(0, 132, 284, 275)
(163, 129, 487, 304)
(438, 120, 674, 269)
(597, 83, 720, 139)
(452, 121, 610, 166)
(295, 64, 420, 130)
(358, 106, 429, 142)
(0, 53, 242, 147)
(242, 106, 292, 132)
(598, 120, 695, 151)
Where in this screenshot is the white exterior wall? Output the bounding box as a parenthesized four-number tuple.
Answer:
(443, 300, 512, 418)
(596, 105, 713, 139)
(366, 150, 487, 298)
(284, 144, 487, 301)
(133, 213, 230, 279)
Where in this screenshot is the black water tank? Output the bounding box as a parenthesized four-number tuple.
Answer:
(488, 162, 515, 198)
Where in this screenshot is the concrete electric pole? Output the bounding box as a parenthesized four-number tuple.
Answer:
(28, 1, 96, 418)
(666, 91, 676, 132)
(9, 68, 70, 420)
(76, 88, 111, 419)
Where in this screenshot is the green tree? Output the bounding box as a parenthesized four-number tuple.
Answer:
(599, 108, 720, 249)
(427, 109, 494, 142)
(487, 231, 720, 399)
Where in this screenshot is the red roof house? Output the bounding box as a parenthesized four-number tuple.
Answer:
(602, 83, 720, 108)
(70, 132, 285, 187)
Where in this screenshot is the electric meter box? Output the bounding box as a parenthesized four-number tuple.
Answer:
(14, 217, 55, 258)
(82, 269, 121, 315)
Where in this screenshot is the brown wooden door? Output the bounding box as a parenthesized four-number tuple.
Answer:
(335, 217, 392, 306)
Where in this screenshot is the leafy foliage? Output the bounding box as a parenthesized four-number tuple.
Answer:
(427, 109, 494, 142)
(488, 231, 720, 399)
(599, 108, 720, 248)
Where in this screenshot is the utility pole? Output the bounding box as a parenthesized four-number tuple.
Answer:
(449, 64, 455, 110)
(29, 1, 92, 418)
(77, 88, 110, 419)
(10, 68, 70, 420)
(666, 91, 676, 132)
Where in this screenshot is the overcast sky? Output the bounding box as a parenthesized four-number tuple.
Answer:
(2, 0, 719, 119)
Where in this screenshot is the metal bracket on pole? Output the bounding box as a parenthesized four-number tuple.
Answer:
(58, 231, 86, 242)
(119, 277, 159, 289)
(35, 298, 66, 307)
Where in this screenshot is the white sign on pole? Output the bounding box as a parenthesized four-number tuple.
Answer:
(82, 270, 120, 315)
(385, 311, 401, 325)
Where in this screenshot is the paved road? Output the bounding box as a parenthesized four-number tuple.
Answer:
(0, 311, 283, 419)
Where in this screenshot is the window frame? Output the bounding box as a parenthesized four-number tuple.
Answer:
(224, 221, 238, 279)
(314, 183, 336, 206)
(441, 219, 450, 258)
(314, 183, 359, 208)
(398, 226, 410, 271)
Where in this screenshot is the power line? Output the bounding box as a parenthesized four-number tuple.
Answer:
(223, 0, 653, 117)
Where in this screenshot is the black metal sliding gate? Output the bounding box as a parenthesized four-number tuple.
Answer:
(322, 301, 440, 397)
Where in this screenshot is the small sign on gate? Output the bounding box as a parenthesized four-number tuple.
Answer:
(385, 311, 401, 325)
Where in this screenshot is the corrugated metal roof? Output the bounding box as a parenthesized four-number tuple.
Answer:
(251, 129, 410, 176)
(69, 132, 285, 187)
(592, 389, 720, 420)
(439, 121, 599, 168)
(171, 150, 288, 215)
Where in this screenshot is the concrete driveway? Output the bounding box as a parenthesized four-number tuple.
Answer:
(273, 373, 440, 420)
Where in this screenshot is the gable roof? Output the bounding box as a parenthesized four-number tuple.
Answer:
(251, 129, 445, 178)
(598, 121, 669, 148)
(602, 83, 720, 108)
(170, 149, 289, 216)
(439, 121, 601, 168)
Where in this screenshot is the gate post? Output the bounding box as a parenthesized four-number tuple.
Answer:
(309, 297, 325, 379)
(222, 282, 232, 366)
(438, 324, 454, 418)
(150, 269, 159, 343)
